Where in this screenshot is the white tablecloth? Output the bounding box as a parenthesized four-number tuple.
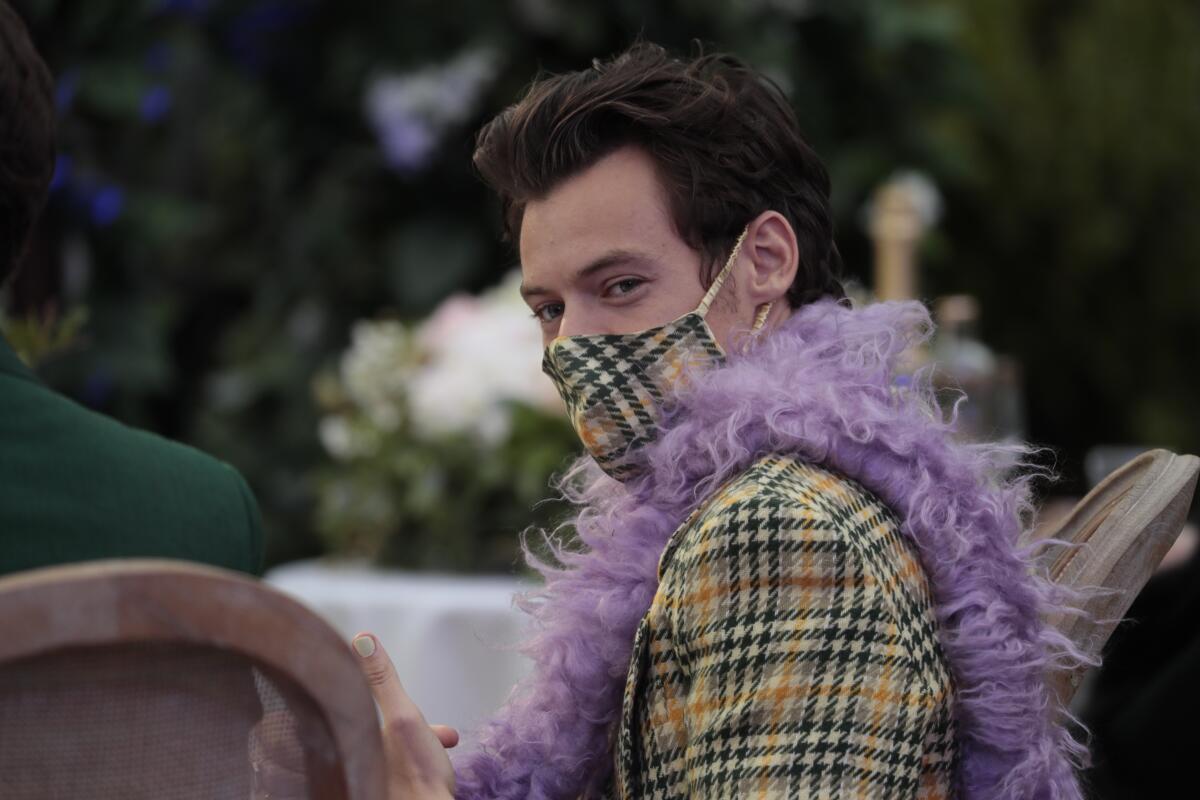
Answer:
(265, 560, 535, 749)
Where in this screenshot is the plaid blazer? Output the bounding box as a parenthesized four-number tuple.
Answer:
(605, 454, 959, 799)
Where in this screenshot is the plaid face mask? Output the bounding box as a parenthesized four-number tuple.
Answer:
(542, 226, 770, 481)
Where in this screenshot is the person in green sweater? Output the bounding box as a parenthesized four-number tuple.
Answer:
(0, 2, 263, 577)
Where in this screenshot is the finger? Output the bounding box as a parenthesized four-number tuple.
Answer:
(430, 724, 459, 749)
(352, 633, 457, 796)
(351, 633, 425, 729)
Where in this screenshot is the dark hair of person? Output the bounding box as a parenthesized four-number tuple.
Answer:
(473, 39, 847, 308)
(0, 2, 55, 285)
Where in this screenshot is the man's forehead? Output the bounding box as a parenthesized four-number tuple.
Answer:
(519, 208, 667, 286)
(519, 146, 675, 274)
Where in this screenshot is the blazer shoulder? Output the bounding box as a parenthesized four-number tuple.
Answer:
(657, 454, 841, 580)
(671, 453, 868, 548)
(93, 422, 266, 576)
(0, 378, 265, 576)
(663, 453, 943, 654)
(749, 454, 950, 682)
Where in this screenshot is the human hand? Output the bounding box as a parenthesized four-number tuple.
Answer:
(352, 632, 458, 800)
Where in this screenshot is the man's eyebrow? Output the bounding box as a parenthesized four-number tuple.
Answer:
(520, 248, 656, 298)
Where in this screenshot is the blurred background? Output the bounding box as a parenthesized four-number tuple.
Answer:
(4, 0, 1199, 790)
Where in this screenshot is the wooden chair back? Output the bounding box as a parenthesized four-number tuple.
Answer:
(0, 559, 386, 799)
(1022, 448, 1199, 704)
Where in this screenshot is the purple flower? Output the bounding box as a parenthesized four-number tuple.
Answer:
(89, 185, 125, 227)
(140, 85, 173, 123)
(50, 155, 73, 193)
(362, 48, 499, 175)
(376, 116, 437, 173)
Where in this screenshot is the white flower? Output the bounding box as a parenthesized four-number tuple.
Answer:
(341, 319, 411, 431)
(407, 361, 512, 445)
(407, 270, 560, 442)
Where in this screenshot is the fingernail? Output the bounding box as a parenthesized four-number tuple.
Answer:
(353, 635, 376, 657)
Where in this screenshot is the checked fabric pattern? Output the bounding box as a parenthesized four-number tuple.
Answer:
(542, 312, 725, 481)
(605, 454, 959, 799)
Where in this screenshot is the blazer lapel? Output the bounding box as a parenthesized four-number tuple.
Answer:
(612, 501, 711, 799)
(612, 608, 651, 800)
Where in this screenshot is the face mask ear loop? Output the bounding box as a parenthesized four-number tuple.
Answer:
(696, 226, 750, 319)
(751, 301, 773, 334)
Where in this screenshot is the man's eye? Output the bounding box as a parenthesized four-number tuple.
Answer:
(608, 278, 644, 297)
(532, 303, 564, 323)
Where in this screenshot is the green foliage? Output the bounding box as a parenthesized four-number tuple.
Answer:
(313, 401, 577, 573)
(929, 0, 1200, 477)
(10, 0, 1197, 568)
(0, 306, 89, 368)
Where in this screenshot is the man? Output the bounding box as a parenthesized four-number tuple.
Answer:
(0, 2, 263, 576)
(353, 41, 1090, 799)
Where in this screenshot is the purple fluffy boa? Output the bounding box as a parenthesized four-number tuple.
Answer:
(453, 298, 1096, 800)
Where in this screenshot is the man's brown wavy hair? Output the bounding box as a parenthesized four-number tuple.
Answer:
(0, 1, 54, 285)
(473, 40, 847, 309)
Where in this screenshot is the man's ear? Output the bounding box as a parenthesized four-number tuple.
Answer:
(741, 211, 799, 306)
